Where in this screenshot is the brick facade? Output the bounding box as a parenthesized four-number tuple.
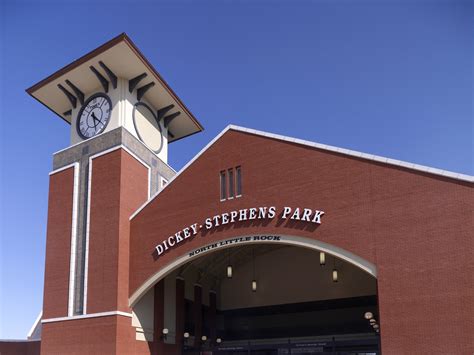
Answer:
(43, 167, 75, 319)
(0, 341, 40, 355)
(40, 149, 150, 354)
(130, 129, 473, 354)
(36, 128, 473, 355)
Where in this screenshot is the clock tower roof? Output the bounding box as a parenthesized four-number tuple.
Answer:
(26, 33, 203, 143)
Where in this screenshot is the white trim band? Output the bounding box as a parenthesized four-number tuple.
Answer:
(49, 162, 78, 176)
(41, 311, 132, 324)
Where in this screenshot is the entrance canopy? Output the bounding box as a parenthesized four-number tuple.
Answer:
(130, 235, 377, 307)
(132, 243, 380, 353)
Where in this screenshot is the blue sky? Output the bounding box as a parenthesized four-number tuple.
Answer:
(1, 0, 472, 339)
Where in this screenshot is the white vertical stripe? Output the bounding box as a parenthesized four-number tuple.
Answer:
(83, 155, 93, 314)
(67, 162, 80, 316)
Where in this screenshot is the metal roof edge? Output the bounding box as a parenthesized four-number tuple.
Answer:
(26, 33, 128, 95)
(228, 125, 473, 183)
(27, 311, 42, 340)
(130, 124, 233, 220)
(130, 124, 473, 221)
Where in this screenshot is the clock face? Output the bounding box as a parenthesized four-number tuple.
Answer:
(133, 102, 163, 153)
(76, 93, 112, 139)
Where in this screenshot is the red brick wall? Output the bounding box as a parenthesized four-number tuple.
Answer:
(152, 281, 180, 355)
(118, 151, 150, 311)
(0, 341, 40, 355)
(43, 167, 74, 319)
(116, 315, 153, 355)
(41, 315, 142, 354)
(130, 130, 474, 354)
(41, 149, 150, 354)
(175, 279, 185, 347)
(87, 149, 148, 313)
(42, 317, 119, 354)
(42, 315, 152, 355)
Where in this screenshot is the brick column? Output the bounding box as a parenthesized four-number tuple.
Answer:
(176, 278, 185, 353)
(43, 166, 76, 320)
(209, 291, 217, 343)
(193, 284, 202, 348)
(153, 280, 165, 355)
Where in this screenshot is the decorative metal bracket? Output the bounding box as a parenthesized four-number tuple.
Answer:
(98, 61, 117, 89)
(163, 112, 181, 128)
(156, 104, 174, 121)
(65, 80, 85, 105)
(136, 82, 155, 101)
(57, 84, 77, 109)
(89, 65, 109, 93)
(129, 73, 147, 93)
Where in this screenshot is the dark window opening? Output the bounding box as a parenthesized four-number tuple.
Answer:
(228, 169, 234, 198)
(220, 171, 227, 200)
(220, 166, 242, 201)
(236, 166, 242, 196)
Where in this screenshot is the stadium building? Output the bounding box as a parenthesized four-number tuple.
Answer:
(1, 34, 472, 355)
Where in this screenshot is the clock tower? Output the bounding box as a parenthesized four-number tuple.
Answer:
(27, 33, 203, 354)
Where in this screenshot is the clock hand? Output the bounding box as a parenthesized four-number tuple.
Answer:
(91, 112, 101, 127)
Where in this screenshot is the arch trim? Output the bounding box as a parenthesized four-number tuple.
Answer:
(129, 234, 377, 307)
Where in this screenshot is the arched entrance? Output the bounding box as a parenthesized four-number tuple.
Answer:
(131, 237, 381, 355)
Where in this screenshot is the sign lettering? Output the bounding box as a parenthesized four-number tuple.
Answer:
(154, 206, 324, 258)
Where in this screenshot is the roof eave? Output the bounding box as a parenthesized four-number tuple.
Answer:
(26, 33, 204, 141)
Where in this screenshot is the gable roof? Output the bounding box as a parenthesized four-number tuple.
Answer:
(130, 125, 473, 220)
